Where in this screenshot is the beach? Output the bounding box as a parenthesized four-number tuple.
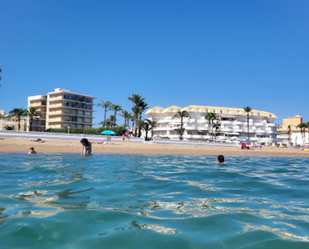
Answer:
(0, 138, 308, 157)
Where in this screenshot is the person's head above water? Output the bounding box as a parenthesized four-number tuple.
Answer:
(80, 138, 90, 147)
(218, 155, 225, 163)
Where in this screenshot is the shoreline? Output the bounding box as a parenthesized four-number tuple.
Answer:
(0, 138, 309, 158)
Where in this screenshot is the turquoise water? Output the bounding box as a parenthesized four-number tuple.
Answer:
(1, 154, 309, 249)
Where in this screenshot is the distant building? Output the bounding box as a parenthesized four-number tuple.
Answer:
(277, 115, 308, 146)
(0, 110, 26, 131)
(145, 105, 279, 145)
(27, 88, 95, 131)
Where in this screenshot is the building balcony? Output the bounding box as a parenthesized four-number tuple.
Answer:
(49, 119, 93, 125)
(49, 105, 95, 112)
(48, 112, 93, 118)
(49, 98, 94, 105)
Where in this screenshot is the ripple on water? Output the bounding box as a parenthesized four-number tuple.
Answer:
(0, 153, 309, 248)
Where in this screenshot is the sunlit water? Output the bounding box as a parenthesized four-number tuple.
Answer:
(1, 153, 309, 249)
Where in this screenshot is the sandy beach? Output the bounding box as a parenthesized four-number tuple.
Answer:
(0, 138, 308, 157)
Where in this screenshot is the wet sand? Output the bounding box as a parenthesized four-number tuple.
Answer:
(0, 138, 308, 157)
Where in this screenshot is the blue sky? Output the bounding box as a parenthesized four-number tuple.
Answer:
(0, 0, 308, 126)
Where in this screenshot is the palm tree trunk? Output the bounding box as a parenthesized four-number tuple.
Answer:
(104, 109, 107, 127)
(18, 117, 21, 131)
(247, 113, 249, 140)
(134, 117, 137, 136)
(30, 117, 33, 131)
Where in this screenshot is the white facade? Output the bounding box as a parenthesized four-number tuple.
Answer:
(145, 105, 280, 145)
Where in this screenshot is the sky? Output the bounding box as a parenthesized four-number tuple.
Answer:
(0, 0, 308, 126)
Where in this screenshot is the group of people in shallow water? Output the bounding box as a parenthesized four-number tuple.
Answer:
(28, 138, 226, 163)
(29, 138, 92, 155)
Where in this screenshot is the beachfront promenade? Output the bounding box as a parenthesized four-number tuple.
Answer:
(0, 130, 236, 147)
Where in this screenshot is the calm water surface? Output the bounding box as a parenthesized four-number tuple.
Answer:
(0, 153, 309, 249)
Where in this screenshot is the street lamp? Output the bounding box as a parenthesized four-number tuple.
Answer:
(68, 126, 70, 134)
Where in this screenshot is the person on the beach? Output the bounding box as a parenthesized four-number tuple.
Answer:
(217, 155, 225, 164)
(80, 138, 92, 155)
(31, 138, 45, 143)
(28, 147, 37, 154)
(122, 134, 125, 142)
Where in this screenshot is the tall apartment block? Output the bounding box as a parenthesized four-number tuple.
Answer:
(27, 88, 95, 131)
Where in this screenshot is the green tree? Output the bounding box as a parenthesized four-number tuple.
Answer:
(147, 119, 158, 138)
(131, 105, 142, 136)
(140, 119, 151, 141)
(26, 107, 41, 131)
(213, 122, 221, 142)
(138, 101, 148, 137)
(128, 94, 146, 137)
(9, 108, 26, 131)
(120, 110, 132, 125)
(205, 112, 217, 142)
(97, 100, 112, 127)
(243, 106, 253, 141)
(297, 123, 307, 145)
(110, 103, 122, 127)
(173, 110, 190, 140)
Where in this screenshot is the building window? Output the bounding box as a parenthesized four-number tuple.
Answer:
(220, 110, 224, 114)
(71, 96, 77, 101)
(258, 113, 261, 116)
(79, 97, 83, 102)
(64, 94, 71, 100)
(228, 110, 231, 114)
(86, 98, 91, 103)
(42, 101, 46, 105)
(197, 108, 201, 112)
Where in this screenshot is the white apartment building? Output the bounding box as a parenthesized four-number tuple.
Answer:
(27, 88, 95, 131)
(145, 105, 280, 145)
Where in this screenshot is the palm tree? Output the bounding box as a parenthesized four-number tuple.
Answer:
(141, 120, 151, 141)
(213, 122, 221, 142)
(205, 112, 217, 142)
(288, 125, 292, 147)
(97, 100, 112, 127)
(243, 106, 253, 141)
(9, 108, 26, 131)
(128, 94, 145, 108)
(138, 101, 148, 137)
(147, 119, 158, 138)
(108, 115, 116, 127)
(120, 110, 132, 125)
(131, 105, 142, 136)
(128, 94, 148, 137)
(297, 123, 307, 145)
(110, 103, 122, 127)
(26, 107, 41, 131)
(173, 110, 190, 140)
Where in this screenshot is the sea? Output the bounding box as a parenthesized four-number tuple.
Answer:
(0, 153, 309, 249)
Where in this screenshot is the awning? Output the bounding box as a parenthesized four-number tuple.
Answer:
(225, 132, 240, 135)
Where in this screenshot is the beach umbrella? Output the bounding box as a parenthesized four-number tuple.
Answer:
(101, 130, 116, 135)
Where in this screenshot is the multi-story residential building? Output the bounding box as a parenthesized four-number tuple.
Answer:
(277, 115, 308, 146)
(0, 110, 26, 131)
(27, 88, 95, 131)
(145, 105, 279, 145)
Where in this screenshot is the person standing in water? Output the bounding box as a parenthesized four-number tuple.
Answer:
(28, 147, 37, 154)
(80, 138, 92, 155)
(217, 155, 225, 164)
